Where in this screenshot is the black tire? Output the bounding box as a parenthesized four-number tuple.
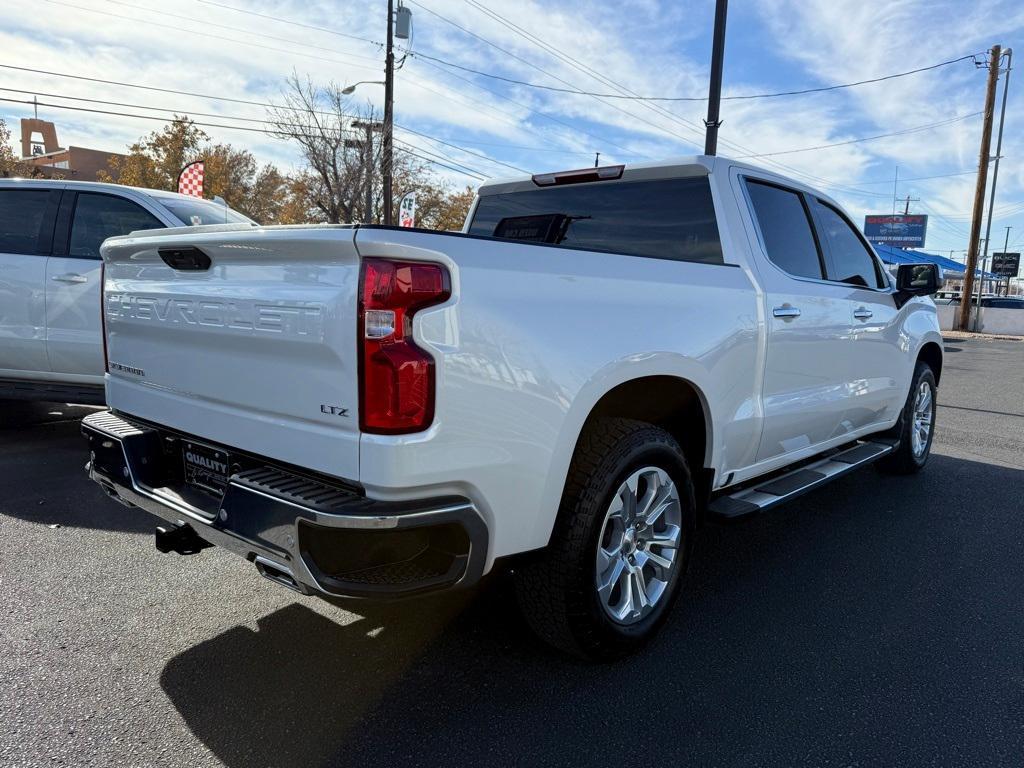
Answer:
(876, 361, 937, 475)
(515, 417, 696, 661)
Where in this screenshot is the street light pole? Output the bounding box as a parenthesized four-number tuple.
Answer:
(383, 0, 395, 225)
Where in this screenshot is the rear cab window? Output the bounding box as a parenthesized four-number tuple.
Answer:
(467, 177, 723, 264)
(743, 180, 824, 279)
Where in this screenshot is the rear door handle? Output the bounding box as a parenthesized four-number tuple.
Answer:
(51, 273, 88, 284)
(853, 307, 874, 320)
(772, 305, 801, 319)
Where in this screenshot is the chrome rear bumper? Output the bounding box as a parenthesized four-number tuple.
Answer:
(82, 410, 488, 598)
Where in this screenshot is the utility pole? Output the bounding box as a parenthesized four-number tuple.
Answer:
(703, 0, 728, 156)
(973, 46, 1012, 328)
(958, 45, 1001, 331)
(902, 195, 920, 215)
(1001, 226, 1012, 295)
(594, 152, 600, 168)
(892, 166, 899, 216)
(383, 0, 395, 226)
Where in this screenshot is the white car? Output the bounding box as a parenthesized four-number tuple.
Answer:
(83, 156, 943, 659)
(0, 179, 251, 404)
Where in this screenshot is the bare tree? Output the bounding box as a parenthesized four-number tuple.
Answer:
(267, 74, 378, 224)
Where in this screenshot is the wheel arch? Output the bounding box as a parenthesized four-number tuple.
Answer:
(538, 362, 716, 546)
(917, 340, 943, 385)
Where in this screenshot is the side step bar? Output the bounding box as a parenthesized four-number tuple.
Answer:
(709, 439, 898, 521)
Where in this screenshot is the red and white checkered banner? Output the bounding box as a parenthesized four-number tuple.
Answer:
(177, 160, 205, 197)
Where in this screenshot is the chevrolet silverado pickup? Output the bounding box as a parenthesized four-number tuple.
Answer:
(83, 156, 943, 659)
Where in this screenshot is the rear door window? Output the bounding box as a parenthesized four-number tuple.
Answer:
(744, 180, 824, 279)
(68, 193, 163, 259)
(811, 199, 886, 289)
(0, 189, 58, 255)
(468, 177, 723, 264)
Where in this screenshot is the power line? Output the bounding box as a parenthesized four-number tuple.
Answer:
(0, 65, 597, 157)
(192, 0, 384, 47)
(736, 112, 984, 158)
(103, 0, 383, 57)
(186, 0, 645, 159)
(855, 169, 978, 185)
(0, 63, 331, 113)
(407, 0, 704, 154)
(393, 140, 487, 179)
(42, 0, 382, 73)
(0, 74, 532, 174)
(447, 0, 892, 198)
(0, 96, 489, 180)
(405, 49, 982, 102)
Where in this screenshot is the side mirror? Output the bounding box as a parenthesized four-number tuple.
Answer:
(896, 263, 940, 297)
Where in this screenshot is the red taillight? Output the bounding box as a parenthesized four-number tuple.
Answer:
(100, 261, 109, 372)
(358, 258, 451, 434)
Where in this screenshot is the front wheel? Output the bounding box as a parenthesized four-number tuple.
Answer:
(876, 362, 937, 475)
(515, 418, 696, 660)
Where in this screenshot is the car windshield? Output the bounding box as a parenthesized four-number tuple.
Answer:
(158, 197, 253, 226)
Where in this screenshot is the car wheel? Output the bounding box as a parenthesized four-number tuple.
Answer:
(876, 362, 937, 475)
(515, 417, 696, 660)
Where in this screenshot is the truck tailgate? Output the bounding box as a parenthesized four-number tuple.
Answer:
(101, 225, 361, 482)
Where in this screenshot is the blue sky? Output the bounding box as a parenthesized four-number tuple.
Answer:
(1, 0, 1023, 257)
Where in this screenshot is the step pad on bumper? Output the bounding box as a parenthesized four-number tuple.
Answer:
(82, 410, 488, 598)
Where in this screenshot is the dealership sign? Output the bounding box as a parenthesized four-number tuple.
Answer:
(863, 214, 929, 248)
(991, 252, 1021, 278)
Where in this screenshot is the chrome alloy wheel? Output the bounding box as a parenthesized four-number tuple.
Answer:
(595, 467, 682, 625)
(911, 380, 934, 458)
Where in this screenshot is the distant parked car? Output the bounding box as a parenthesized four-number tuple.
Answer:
(0, 179, 253, 404)
(941, 296, 1024, 309)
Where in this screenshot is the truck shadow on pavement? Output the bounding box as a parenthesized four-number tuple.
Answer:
(0, 400, 156, 533)
(159, 453, 1024, 768)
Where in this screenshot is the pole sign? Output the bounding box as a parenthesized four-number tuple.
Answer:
(863, 214, 929, 248)
(991, 252, 1021, 278)
(398, 192, 416, 228)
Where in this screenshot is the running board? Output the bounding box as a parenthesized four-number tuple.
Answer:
(708, 439, 898, 521)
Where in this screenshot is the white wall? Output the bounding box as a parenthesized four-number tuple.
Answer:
(936, 304, 1024, 335)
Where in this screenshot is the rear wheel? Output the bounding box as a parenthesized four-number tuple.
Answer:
(876, 362, 937, 475)
(515, 418, 696, 660)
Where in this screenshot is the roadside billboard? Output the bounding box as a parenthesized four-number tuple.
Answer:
(863, 214, 929, 248)
(991, 252, 1021, 278)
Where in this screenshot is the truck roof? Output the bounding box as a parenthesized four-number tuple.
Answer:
(477, 154, 837, 205)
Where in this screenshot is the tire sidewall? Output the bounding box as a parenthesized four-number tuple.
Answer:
(904, 365, 937, 468)
(573, 436, 696, 652)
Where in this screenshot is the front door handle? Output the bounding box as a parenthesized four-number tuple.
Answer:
(772, 305, 801, 319)
(853, 307, 874, 320)
(51, 273, 88, 284)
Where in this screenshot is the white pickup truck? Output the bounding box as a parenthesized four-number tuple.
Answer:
(83, 156, 943, 659)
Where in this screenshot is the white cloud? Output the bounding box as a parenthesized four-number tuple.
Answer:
(1, 0, 1022, 252)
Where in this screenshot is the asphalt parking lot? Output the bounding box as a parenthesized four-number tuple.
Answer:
(2, 336, 1022, 768)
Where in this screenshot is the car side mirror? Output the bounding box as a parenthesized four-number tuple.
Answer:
(895, 263, 940, 307)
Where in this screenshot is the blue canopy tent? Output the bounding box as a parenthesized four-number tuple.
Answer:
(870, 243, 995, 279)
